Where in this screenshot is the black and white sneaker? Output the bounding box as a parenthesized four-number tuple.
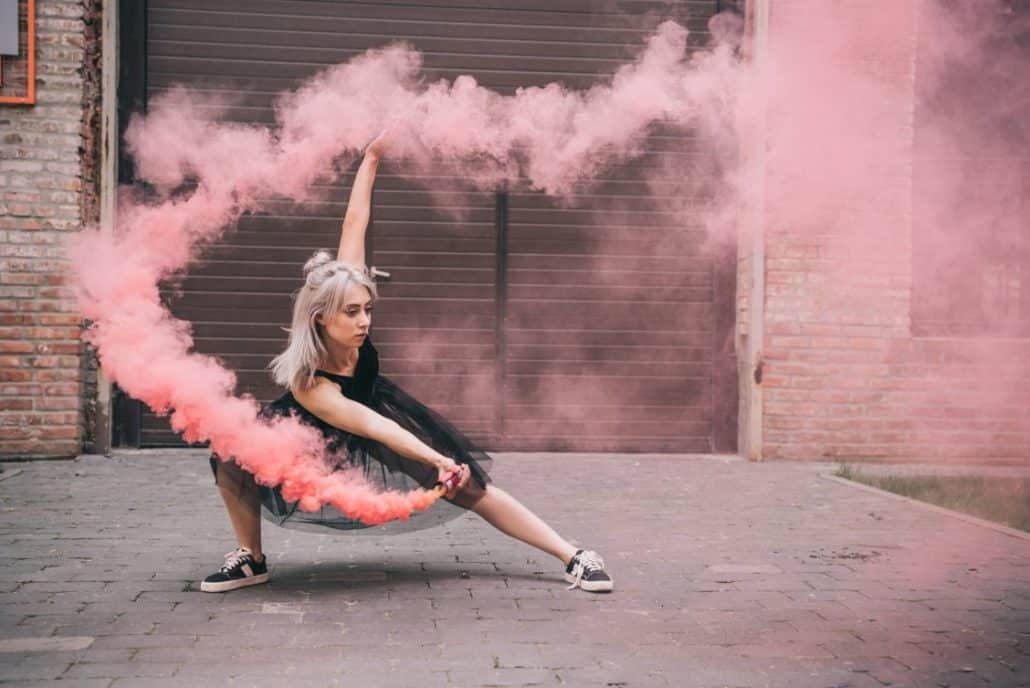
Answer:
(200, 547, 269, 593)
(565, 549, 614, 592)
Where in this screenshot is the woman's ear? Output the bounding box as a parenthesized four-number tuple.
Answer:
(314, 311, 324, 327)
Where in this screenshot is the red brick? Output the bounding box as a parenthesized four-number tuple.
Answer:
(799, 324, 842, 337)
(1, 385, 43, 398)
(2, 440, 51, 456)
(769, 403, 826, 417)
(24, 327, 81, 340)
(42, 426, 79, 440)
(864, 378, 910, 391)
(43, 383, 80, 396)
(0, 399, 32, 411)
(48, 342, 81, 355)
(0, 273, 45, 286)
(825, 349, 888, 364)
(3, 411, 78, 426)
(37, 369, 78, 381)
(806, 391, 849, 404)
(38, 287, 75, 299)
(765, 389, 812, 403)
(20, 299, 75, 313)
(0, 313, 38, 326)
(766, 416, 807, 430)
(0, 428, 34, 440)
(38, 313, 82, 326)
(0, 341, 34, 354)
(766, 322, 801, 336)
(36, 397, 78, 411)
(784, 370, 832, 387)
(768, 336, 811, 349)
(785, 349, 828, 363)
(0, 286, 35, 298)
(811, 336, 888, 351)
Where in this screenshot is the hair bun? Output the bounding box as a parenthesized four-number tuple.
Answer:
(303, 250, 335, 277)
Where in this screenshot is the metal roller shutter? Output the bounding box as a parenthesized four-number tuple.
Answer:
(127, 0, 735, 452)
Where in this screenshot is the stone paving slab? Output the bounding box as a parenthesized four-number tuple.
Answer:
(0, 451, 1027, 687)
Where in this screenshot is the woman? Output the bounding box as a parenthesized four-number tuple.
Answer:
(203, 133, 613, 594)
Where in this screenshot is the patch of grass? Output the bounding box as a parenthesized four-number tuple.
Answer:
(835, 464, 1030, 533)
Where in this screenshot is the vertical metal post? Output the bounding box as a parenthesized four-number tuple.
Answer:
(738, 0, 769, 461)
(90, 0, 120, 453)
(494, 190, 509, 445)
(711, 0, 746, 454)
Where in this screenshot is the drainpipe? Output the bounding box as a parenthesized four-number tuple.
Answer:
(739, 0, 770, 461)
(93, 0, 119, 454)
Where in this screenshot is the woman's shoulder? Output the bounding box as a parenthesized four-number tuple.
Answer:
(313, 368, 354, 382)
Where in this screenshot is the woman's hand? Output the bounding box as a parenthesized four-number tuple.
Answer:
(435, 458, 471, 499)
(364, 129, 391, 161)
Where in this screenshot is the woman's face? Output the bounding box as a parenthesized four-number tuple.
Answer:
(318, 282, 373, 347)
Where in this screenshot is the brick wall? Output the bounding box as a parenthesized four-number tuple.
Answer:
(3, 1, 1026, 463)
(0, 0, 102, 459)
(759, 0, 1030, 464)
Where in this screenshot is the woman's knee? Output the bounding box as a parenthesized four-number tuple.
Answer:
(445, 479, 488, 510)
(212, 455, 259, 499)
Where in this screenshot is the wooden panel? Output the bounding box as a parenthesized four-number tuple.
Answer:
(499, 148, 721, 451)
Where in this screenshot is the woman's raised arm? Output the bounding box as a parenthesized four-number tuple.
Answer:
(337, 132, 389, 267)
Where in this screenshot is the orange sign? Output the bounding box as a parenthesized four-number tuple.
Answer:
(0, 0, 35, 105)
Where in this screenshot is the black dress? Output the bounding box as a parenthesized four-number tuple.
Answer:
(210, 335, 492, 534)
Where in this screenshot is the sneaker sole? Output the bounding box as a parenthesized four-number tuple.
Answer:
(564, 573, 614, 593)
(199, 573, 269, 593)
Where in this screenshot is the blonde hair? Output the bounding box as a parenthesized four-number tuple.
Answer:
(270, 250, 377, 390)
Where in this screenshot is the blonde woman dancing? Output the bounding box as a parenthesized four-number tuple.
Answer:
(203, 133, 613, 594)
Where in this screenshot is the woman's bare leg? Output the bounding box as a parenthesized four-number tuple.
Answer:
(468, 485, 578, 565)
(214, 461, 264, 561)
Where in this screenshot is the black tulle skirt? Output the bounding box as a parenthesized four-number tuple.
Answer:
(210, 375, 493, 535)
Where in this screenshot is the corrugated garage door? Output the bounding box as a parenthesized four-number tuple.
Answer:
(119, 0, 736, 452)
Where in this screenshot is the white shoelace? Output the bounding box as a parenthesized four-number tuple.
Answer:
(567, 550, 606, 590)
(220, 547, 252, 573)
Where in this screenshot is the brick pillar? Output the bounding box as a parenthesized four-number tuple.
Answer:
(760, 1, 921, 460)
(0, 0, 102, 458)
(757, 0, 1030, 463)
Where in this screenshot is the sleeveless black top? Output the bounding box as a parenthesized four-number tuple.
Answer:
(230, 335, 493, 533)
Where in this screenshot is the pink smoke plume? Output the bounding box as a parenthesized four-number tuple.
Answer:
(69, 21, 741, 523)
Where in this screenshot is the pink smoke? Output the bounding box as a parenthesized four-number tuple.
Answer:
(126, 21, 739, 200)
(70, 190, 439, 523)
(69, 21, 742, 522)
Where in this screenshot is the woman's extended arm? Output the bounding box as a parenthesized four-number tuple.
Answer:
(337, 132, 389, 267)
(293, 378, 471, 495)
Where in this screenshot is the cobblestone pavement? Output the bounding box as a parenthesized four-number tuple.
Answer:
(0, 451, 1027, 688)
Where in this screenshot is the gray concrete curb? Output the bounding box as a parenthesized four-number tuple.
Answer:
(821, 472, 1030, 543)
(0, 468, 24, 482)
